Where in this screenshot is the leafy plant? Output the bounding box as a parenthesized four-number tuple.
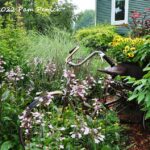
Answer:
(75, 25, 118, 50)
(75, 10, 95, 30)
(128, 65, 150, 119)
(109, 35, 149, 66)
(0, 21, 28, 69)
(129, 8, 150, 37)
(19, 70, 123, 150)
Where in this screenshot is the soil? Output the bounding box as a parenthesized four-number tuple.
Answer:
(118, 105, 150, 150)
(105, 96, 150, 150)
(124, 124, 150, 150)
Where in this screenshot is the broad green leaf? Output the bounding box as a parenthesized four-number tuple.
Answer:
(145, 110, 150, 120)
(0, 141, 13, 150)
(145, 93, 150, 107)
(2, 90, 10, 101)
(128, 94, 138, 101)
(101, 145, 111, 150)
(143, 67, 150, 71)
(2, 117, 12, 121)
(137, 93, 145, 104)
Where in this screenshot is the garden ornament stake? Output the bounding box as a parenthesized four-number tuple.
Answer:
(66, 46, 143, 79)
(66, 46, 115, 67)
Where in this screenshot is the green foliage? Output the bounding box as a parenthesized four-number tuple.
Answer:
(128, 65, 150, 119)
(75, 25, 118, 49)
(0, 52, 125, 149)
(134, 39, 150, 65)
(23, 28, 100, 78)
(75, 10, 95, 30)
(109, 35, 149, 65)
(1, 0, 76, 33)
(49, 1, 76, 32)
(25, 106, 122, 150)
(0, 82, 29, 149)
(0, 25, 28, 69)
(0, 141, 14, 150)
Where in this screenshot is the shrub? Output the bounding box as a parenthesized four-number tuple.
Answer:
(109, 35, 149, 66)
(0, 26, 28, 69)
(129, 8, 150, 37)
(75, 25, 118, 50)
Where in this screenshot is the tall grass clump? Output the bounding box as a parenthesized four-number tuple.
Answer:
(23, 28, 109, 91)
(24, 28, 106, 77)
(25, 29, 73, 66)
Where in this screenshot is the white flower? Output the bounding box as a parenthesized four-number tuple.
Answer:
(48, 124, 53, 129)
(71, 134, 76, 138)
(60, 127, 66, 131)
(59, 145, 64, 149)
(71, 125, 77, 128)
(94, 138, 100, 144)
(59, 137, 66, 141)
(98, 135, 105, 141)
(83, 127, 90, 135)
(93, 129, 98, 134)
(78, 133, 82, 139)
(36, 92, 42, 95)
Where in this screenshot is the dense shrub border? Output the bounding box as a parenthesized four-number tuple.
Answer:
(75, 25, 118, 50)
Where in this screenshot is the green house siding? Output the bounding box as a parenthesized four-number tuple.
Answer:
(96, 0, 111, 24)
(129, 0, 150, 22)
(96, 0, 150, 34)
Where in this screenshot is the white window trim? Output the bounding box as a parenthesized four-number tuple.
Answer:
(111, 0, 129, 25)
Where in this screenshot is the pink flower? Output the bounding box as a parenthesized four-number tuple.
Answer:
(145, 8, 150, 12)
(130, 11, 141, 19)
(63, 70, 75, 79)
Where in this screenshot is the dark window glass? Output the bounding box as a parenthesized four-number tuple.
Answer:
(115, 0, 125, 21)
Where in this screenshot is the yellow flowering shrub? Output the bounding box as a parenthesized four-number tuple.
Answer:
(109, 35, 146, 64)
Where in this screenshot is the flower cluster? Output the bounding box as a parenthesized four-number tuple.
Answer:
(63, 70, 76, 80)
(130, 11, 141, 19)
(19, 107, 32, 135)
(19, 108, 44, 135)
(82, 76, 96, 89)
(0, 56, 6, 73)
(70, 121, 105, 144)
(130, 9, 150, 37)
(63, 70, 96, 100)
(6, 66, 25, 82)
(34, 92, 54, 107)
(33, 57, 43, 66)
(32, 112, 44, 124)
(63, 70, 87, 100)
(19, 91, 54, 136)
(44, 62, 56, 76)
(92, 98, 103, 115)
(110, 35, 145, 62)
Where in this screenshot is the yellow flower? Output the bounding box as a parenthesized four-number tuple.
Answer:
(128, 53, 134, 58)
(125, 46, 130, 51)
(123, 49, 128, 53)
(130, 47, 136, 51)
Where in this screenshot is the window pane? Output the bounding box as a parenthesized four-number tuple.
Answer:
(115, 0, 125, 21)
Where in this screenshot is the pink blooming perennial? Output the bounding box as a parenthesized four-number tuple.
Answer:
(6, 66, 25, 82)
(44, 62, 56, 76)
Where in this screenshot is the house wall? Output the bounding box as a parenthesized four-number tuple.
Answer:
(96, 0, 111, 24)
(96, 0, 150, 34)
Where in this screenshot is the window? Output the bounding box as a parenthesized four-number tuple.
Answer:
(111, 0, 129, 25)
